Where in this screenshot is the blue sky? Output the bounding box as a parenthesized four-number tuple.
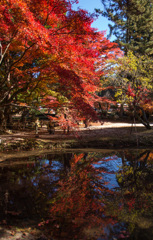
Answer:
(72, 0, 113, 39)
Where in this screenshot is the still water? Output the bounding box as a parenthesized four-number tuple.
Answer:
(0, 149, 153, 240)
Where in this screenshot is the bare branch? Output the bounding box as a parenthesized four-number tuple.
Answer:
(0, 42, 11, 66)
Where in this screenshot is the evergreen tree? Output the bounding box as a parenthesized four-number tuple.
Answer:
(98, 0, 153, 56)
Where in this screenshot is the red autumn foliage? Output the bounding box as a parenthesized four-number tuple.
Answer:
(46, 153, 117, 239)
(0, 0, 121, 129)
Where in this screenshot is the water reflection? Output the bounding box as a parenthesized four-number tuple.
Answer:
(0, 150, 153, 239)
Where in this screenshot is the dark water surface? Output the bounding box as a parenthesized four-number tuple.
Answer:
(0, 149, 153, 240)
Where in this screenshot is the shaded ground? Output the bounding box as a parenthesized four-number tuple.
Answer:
(0, 222, 47, 240)
(0, 121, 153, 160)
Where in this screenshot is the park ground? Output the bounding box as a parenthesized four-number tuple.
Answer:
(0, 120, 153, 161)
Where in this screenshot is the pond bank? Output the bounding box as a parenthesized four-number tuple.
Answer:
(0, 121, 153, 160)
(0, 147, 153, 240)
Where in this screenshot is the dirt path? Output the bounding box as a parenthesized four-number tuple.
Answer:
(0, 121, 149, 141)
(0, 121, 153, 158)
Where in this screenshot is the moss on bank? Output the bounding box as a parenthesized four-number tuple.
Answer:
(0, 124, 153, 157)
(0, 131, 153, 156)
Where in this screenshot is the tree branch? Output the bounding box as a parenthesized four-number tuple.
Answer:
(0, 42, 11, 66)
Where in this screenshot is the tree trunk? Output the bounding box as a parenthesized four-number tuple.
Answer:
(119, 103, 124, 117)
(0, 110, 6, 131)
(4, 106, 13, 129)
(135, 107, 151, 130)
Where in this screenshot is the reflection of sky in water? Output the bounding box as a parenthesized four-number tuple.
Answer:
(1, 151, 153, 240)
(21, 159, 63, 187)
(39, 155, 124, 191)
(50, 160, 63, 171)
(38, 155, 124, 191)
(38, 159, 50, 166)
(13, 158, 64, 188)
(15, 154, 124, 190)
(93, 155, 123, 190)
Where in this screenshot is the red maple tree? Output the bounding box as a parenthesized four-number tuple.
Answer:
(0, 0, 121, 129)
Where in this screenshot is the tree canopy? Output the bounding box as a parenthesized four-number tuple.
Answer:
(96, 0, 153, 128)
(98, 0, 153, 56)
(0, 0, 120, 129)
(106, 51, 153, 128)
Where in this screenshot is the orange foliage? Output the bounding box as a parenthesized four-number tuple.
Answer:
(0, 0, 121, 128)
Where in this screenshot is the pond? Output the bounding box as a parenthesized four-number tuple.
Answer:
(0, 149, 153, 240)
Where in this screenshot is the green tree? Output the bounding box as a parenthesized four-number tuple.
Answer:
(106, 51, 153, 128)
(98, 0, 153, 56)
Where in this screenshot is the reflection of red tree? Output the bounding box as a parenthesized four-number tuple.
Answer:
(37, 151, 153, 239)
(47, 154, 117, 239)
